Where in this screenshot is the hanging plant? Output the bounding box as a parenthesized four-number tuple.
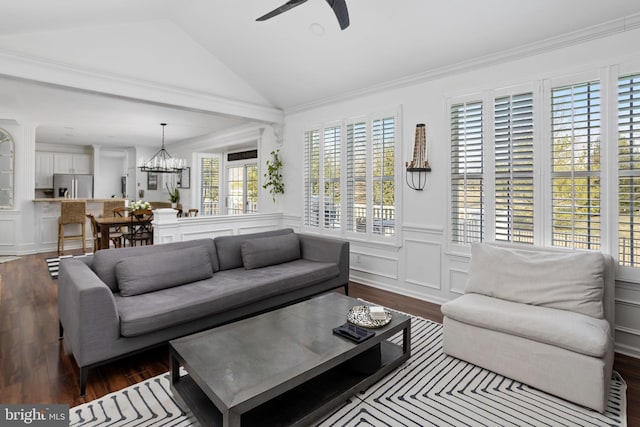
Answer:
(263, 149, 284, 202)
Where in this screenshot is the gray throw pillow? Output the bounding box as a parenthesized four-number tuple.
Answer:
(241, 233, 301, 269)
(116, 245, 213, 296)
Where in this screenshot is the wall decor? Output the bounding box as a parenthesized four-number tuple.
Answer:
(147, 172, 158, 190)
(178, 167, 190, 189)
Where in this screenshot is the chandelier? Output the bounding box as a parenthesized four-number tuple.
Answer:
(138, 123, 185, 174)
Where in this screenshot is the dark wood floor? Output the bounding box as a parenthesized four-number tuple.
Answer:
(0, 251, 638, 425)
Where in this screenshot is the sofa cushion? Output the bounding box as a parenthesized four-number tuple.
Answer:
(93, 238, 218, 292)
(115, 259, 338, 336)
(465, 243, 605, 318)
(441, 293, 611, 358)
(241, 233, 300, 269)
(215, 228, 294, 271)
(116, 245, 213, 296)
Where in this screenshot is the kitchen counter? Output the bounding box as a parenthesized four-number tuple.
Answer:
(33, 198, 127, 202)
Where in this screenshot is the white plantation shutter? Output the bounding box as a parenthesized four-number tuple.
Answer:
(619, 73, 640, 267)
(304, 129, 320, 228)
(551, 81, 601, 250)
(199, 156, 220, 215)
(451, 101, 484, 244)
(494, 93, 534, 243)
(346, 121, 367, 233)
(372, 116, 396, 236)
(323, 126, 341, 229)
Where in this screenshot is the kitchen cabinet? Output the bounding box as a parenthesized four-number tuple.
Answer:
(53, 153, 92, 174)
(35, 152, 54, 188)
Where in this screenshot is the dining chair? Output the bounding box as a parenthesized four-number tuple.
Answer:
(112, 206, 128, 217)
(186, 208, 199, 217)
(103, 200, 124, 218)
(86, 213, 123, 251)
(58, 200, 87, 255)
(125, 209, 153, 246)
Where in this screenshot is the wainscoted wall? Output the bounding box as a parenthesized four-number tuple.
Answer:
(155, 214, 640, 358)
(614, 282, 640, 358)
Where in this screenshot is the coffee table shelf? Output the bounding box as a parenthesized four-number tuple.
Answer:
(169, 293, 411, 427)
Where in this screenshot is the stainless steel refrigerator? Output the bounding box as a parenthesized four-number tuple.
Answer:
(53, 174, 94, 199)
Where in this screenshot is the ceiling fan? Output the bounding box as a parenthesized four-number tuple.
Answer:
(256, 0, 350, 30)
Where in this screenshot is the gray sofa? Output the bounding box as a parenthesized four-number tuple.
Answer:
(441, 243, 614, 413)
(58, 228, 349, 395)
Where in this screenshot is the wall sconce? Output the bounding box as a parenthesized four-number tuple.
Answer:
(406, 123, 431, 191)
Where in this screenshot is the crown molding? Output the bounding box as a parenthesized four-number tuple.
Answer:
(285, 13, 640, 115)
(0, 48, 284, 124)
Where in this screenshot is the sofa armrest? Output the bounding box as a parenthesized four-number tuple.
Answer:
(58, 259, 121, 367)
(297, 233, 350, 284)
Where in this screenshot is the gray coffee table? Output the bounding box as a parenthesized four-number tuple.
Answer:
(169, 292, 411, 427)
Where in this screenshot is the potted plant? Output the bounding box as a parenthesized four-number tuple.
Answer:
(263, 149, 284, 202)
(166, 184, 180, 209)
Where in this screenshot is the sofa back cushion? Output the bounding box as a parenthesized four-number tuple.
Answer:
(93, 238, 218, 292)
(241, 233, 301, 269)
(214, 228, 294, 271)
(465, 243, 605, 319)
(116, 245, 213, 296)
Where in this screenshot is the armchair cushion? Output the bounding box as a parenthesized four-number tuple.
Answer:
(116, 245, 213, 296)
(441, 293, 611, 357)
(241, 233, 300, 269)
(465, 243, 605, 318)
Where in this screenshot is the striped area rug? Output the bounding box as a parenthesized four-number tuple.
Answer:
(69, 316, 626, 427)
(46, 254, 93, 278)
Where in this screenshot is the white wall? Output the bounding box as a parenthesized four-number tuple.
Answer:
(282, 27, 640, 357)
(0, 20, 270, 106)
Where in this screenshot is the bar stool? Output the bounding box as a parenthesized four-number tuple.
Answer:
(58, 200, 87, 255)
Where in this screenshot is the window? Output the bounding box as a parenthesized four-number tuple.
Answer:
(226, 164, 258, 215)
(372, 117, 396, 236)
(551, 81, 601, 250)
(323, 126, 341, 229)
(619, 73, 640, 267)
(303, 129, 320, 228)
(346, 121, 367, 233)
(303, 111, 398, 240)
(494, 93, 534, 243)
(199, 155, 220, 215)
(451, 101, 484, 244)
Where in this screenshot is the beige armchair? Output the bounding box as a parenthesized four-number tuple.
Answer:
(441, 243, 615, 413)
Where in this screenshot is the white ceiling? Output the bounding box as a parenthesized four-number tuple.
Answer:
(1, 0, 640, 148)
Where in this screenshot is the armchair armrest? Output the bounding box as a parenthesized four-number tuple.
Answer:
(58, 259, 120, 367)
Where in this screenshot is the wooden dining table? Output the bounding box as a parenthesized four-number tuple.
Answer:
(93, 215, 147, 250)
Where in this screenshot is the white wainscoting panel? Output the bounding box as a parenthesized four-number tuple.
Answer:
(404, 239, 441, 290)
(0, 218, 16, 247)
(449, 269, 468, 295)
(181, 228, 234, 240)
(350, 250, 398, 280)
(238, 224, 279, 234)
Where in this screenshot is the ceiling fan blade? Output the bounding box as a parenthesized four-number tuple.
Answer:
(256, 0, 310, 21)
(326, 0, 350, 30)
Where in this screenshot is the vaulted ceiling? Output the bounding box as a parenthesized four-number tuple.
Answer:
(1, 0, 639, 147)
